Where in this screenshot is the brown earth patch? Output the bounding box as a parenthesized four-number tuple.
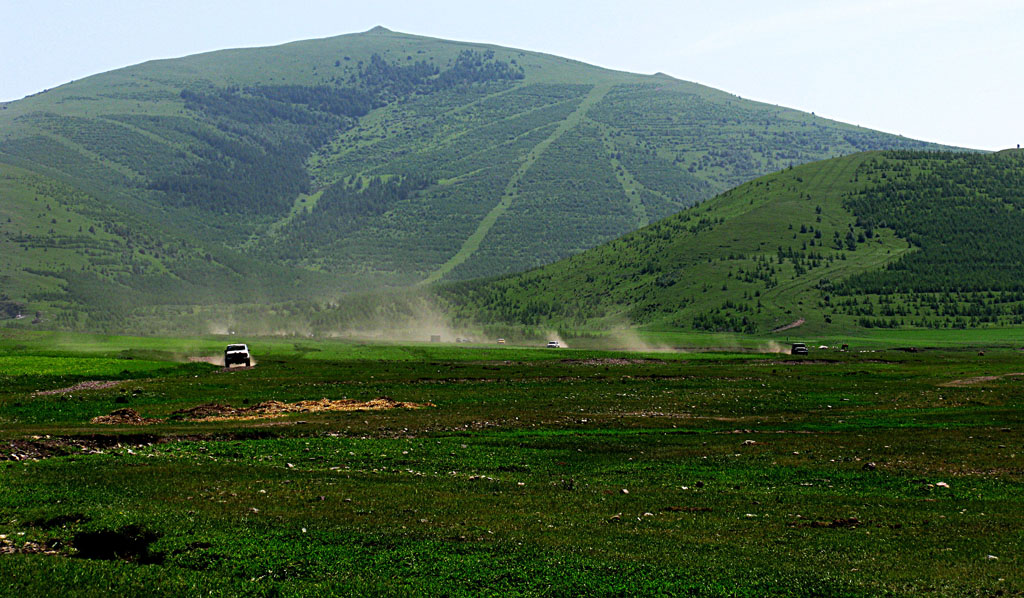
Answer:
(0, 536, 60, 556)
(90, 408, 161, 425)
(486, 358, 666, 367)
(33, 380, 125, 396)
(753, 360, 837, 366)
(789, 517, 861, 529)
(561, 358, 667, 366)
(1, 437, 149, 461)
(939, 373, 1024, 387)
(621, 411, 693, 418)
(172, 396, 433, 422)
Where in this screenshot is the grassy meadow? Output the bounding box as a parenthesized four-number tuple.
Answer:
(0, 329, 1021, 596)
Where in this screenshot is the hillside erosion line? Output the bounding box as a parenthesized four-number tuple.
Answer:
(421, 83, 611, 285)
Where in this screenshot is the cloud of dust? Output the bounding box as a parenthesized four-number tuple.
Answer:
(759, 341, 789, 354)
(185, 353, 258, 367)
(188, 355, 225, 367)
(326, 296, 475, 344)
(544, 330, 570, 349)
(605, 327, 679, 353)
(206, 322, 232, 336)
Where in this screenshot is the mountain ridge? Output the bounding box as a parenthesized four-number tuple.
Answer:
(0, 28, 956, 331)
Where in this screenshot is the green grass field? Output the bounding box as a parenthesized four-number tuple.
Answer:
(0, 330, 1020, 596)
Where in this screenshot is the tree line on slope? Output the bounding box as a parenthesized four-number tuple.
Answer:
(838, 151, 1024, 295)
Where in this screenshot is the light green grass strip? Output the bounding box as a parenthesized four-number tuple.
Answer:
(422, 83, 612, 284)
(597, 121, 653, 228)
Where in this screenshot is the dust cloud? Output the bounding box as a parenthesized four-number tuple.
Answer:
(206, 323, 232, 336)
(186, 355, 258, 367)
(187, 355, 224, 366)
(758, 341, 789, 354)
(544, 330, 570, 349)
(185, 295, 481, 344)
(328, 299, 476, 343)
(604, 328, 678, 353)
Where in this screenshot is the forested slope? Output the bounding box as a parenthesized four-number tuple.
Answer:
(440, 150, 1024, 334)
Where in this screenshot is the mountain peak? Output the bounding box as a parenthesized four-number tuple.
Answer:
(366, 26, 392, 34)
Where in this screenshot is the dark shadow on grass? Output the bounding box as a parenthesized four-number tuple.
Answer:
(72, 524, 163, 564)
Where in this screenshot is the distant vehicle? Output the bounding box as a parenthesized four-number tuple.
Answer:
(225, 343, 251, 367)
(546, 340, 561, 348)
(497, 338, 506, 344)
(790, 343, 809, 356)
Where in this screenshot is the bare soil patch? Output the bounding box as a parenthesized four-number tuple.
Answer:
(771, 318, 805, 333)
(561, 358, 667, 366)
(621, 410, 693, 419)
(788, 517, 861, 529)
(662, 506, 712, 513)
(1, 437, 135, 461)
(486, 358, 666, 367)
(33, 380, 125, 396)
(0, 536, 60, 556)
(754, 359, 836, 366)
(171, 396, 433, 422)
(939, 373, 1024, 387)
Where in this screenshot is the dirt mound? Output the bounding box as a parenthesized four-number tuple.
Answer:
(90, 408, 160, 425)
(34, 380, 124, 396)
(171, 403, 242, 418)
(172, 396, 433, 422)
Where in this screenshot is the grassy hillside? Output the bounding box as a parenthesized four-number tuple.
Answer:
(0, 28, 949, 330)
(440, 150, 1024, 335)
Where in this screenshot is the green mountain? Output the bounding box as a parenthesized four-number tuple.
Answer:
(0, 27, 950, 329)
(440, 150, 1024, 335)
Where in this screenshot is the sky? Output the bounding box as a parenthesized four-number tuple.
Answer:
(2, 0, 1021, 150)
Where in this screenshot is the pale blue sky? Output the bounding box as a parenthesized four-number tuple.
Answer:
(2, 0, 1021, 150)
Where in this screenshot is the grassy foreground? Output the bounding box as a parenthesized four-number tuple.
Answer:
(0, 330, 1021, 596)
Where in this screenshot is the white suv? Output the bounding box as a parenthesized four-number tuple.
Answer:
(546, 340, 560, 348)
(224, 343, 251, 367)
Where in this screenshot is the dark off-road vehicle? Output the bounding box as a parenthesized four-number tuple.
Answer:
(790, 343, 809, 356)
(225, 344, 251, 367)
